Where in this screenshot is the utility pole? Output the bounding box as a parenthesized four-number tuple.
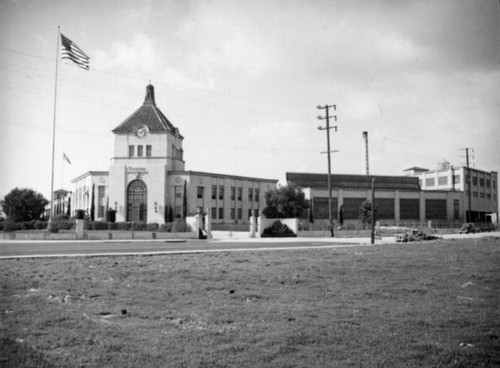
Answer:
(317, 104, 338, 237)
(371, 178, 375, 244)
(460, 148, 474, 222)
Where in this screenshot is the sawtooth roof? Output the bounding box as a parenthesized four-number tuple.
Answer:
(112, 84, 182, 138)
(286, 172, 421, 191)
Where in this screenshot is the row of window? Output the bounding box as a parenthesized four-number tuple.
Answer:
(211, 207, 260, 220)
(129, 145, 152, 157)
(198, 185, 260, 202)
(424, 175, 496, 190)
(466, 191, 496, 199)
(470, 176, 495, 189)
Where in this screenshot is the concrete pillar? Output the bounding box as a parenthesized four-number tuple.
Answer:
(205, 208, 212, 239)
(419, 192, 426, 228)
(194, 208, 203, 239)
(75, 219, 85, 240)
(249, 209, 257, 238)
(257, 215, 262, 237)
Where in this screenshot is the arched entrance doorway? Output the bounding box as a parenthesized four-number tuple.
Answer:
(127, 180, 147, 222)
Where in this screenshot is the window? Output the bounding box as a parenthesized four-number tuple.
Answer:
(237, 187, 242, 201)
(248, 188, 253, 201)
(231, 187, 236, 201)
(146, 145, 152, 157)
(211, 207, 216, 219)
(230, 208, 235, 220)
(197, 186, 204, 199)
(248, 209, 252, 218)
(218, 207, 224, 219)
(472, 176, 478, 186)
(219, 185, 224, 200)
(237, 208, 242, 220)
(487, 193, 491, 199)
(137, 145, 143, 157)
(473, 191, 478, 198)
(128, 145, 134, 157)
(479, 178, 485, 187)
(494, 180, 496, 189)
(98, 185, 105, 218)
(438, 176, 448, 185)
(425, 178, 435, 187)
(255, 189, 260, 202)
(175, 186, 182, 198)
(480, 193, 485, 198)
(453, 175, 460, 184)
(212, 185, 217, 200)
(486, 179, 491, 188)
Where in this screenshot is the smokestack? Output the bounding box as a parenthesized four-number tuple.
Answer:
(362, 131, 369, 175)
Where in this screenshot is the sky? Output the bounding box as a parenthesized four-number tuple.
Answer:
(0, 0, 499, 202)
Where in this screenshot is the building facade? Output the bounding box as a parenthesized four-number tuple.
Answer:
(71, 171, 109, 220)
(72, 84, 277, 224)
(287, 172, 466, 227)
(404, 164, 498, 222)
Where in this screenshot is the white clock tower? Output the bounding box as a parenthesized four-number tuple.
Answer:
(108, 84, 185, 223)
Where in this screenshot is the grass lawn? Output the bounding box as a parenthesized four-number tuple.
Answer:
(1, 237, 499, 367)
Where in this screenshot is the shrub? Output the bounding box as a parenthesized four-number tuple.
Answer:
(20, 220, 36, 230)
(48, 223, 59, 233)
(75, 209, 85, 220)
(262, 220, 296, 238)
(55, 220, 74, 230)
(131, 222, 146, 231)
(147, 223, 159, 232)
(106, 209, 116, 223)
(94, 222, 109, 231)
(3, 220, 20, 233)
(158, 223, 172, 232)
(115, 222, 130, 231)
(34, 220, 48, 230)
(172, 219, 192, 233)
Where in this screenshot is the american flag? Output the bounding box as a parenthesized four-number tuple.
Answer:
(61, 33, 90, 70)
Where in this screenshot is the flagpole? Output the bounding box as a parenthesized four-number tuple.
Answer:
(48, 26, 60, 228)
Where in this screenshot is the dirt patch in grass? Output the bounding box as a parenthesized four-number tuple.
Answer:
(1, 238, 500, 367)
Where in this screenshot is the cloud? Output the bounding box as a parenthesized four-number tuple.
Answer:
(93, 32, 157, 72)
(163, 67, 215, 91)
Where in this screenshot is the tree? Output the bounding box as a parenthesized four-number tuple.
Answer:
(1, 188, 49, 222)
(359, 200, 377, 229)
(262, 182, 308, 219)
(66, 196, 71, 217)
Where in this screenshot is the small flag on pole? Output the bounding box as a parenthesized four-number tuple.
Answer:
(63, 153, 72, 164)
(61, 33, 90, 70)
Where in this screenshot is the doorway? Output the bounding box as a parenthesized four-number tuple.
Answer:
(127, 179, 147, 222)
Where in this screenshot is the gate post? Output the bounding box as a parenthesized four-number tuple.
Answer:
(205, 208, 212, 239)
(250, 210, 257, 238)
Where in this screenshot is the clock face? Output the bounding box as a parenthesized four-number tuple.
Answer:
(134, 124, 149, 139)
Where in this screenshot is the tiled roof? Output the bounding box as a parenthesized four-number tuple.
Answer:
(286, 172, 421, 191)
(112, 84, 182, 137)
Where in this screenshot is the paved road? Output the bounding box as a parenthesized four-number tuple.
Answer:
(2, 232, 497, 259)
(0, 238, 369, 259)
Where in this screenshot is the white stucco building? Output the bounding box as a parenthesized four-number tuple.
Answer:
(72, 84, 276, 223)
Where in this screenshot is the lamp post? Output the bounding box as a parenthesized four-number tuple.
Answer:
(317, 104, 338, 237)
